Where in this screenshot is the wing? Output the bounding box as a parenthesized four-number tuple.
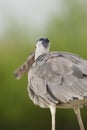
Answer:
(14, 52, 35, 79)
(28, 52, 87, 106)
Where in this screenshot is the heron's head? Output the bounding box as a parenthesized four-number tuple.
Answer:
(35, 38, 50, 60)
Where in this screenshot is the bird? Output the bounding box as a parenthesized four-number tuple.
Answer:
(14, 38, 87, 130)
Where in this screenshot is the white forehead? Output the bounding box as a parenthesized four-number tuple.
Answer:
(36, 41, 44, 48)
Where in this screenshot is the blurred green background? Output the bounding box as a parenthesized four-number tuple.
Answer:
(0, 0, 87, 130)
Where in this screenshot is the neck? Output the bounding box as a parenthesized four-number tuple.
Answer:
(35, 47, 49, 60)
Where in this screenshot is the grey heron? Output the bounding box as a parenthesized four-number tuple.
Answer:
(14, 38, 87, 130)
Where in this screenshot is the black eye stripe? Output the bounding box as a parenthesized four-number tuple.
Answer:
(36, 38, 50, 49)
(37, 38, 49, 43)
(45, 38, 49, 43)
(39, 38, 44, 41)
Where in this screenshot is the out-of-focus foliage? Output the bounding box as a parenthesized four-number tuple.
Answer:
(0, 1, 87, 130)
(47, 0, 87, 58)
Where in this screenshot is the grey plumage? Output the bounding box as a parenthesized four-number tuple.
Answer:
(28, 52, 87, 107)
(14, 38, 87, 130)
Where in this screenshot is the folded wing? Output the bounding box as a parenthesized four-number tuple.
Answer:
(28, 52, 87, 105)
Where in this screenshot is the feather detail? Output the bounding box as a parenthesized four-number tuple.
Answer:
(13, 51, 35, 79)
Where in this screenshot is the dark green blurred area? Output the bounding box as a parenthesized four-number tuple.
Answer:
(0, 1, 87, 130)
